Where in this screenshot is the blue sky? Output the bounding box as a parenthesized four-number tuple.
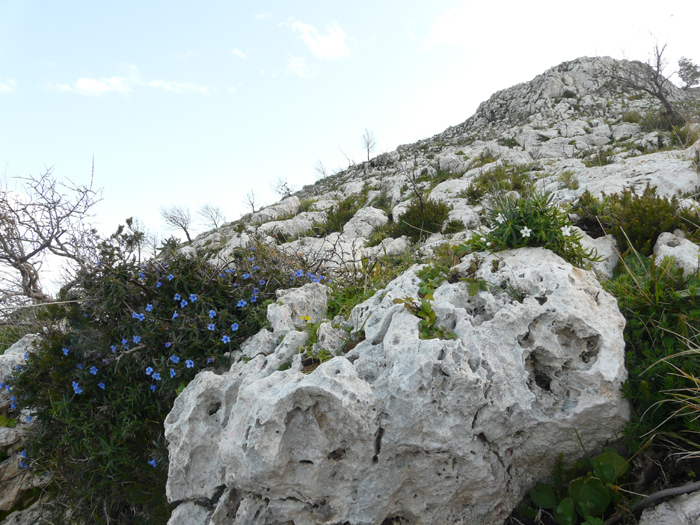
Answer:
(1, 0, 698, 241)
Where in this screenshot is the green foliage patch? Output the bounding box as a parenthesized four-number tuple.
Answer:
(6, 228, 311, 523)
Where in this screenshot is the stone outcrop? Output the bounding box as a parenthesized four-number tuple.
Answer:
(165, 248, 629, 524)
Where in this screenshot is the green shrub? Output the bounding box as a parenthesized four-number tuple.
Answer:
(391, 198, 450, 242)
(573, 186, 689, 256)
(458, 192, 600, 268)
(621, 111, 642, 124)
(498, 137, 519, 148)
(6, 229, 312, 523)
(670, 124, 699, 148)
(583, 149, 614, 168)
(604, 254, 700, 453)
(562, 89, 577, 99)
(443, 219, 466, 235)
(315, 195, 364, 236)
(640, 109, 686, 132)
(462, 164, 535, 204)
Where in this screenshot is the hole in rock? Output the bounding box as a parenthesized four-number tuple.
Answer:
(372, 427, 384, 464)
(535, 296, 547, 305)
(299, 460, 314, 465)
(207, 402, 222, 416)
(328, 448, 347, 461)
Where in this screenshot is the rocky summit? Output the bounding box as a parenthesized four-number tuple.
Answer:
(161, 56, 700, 524)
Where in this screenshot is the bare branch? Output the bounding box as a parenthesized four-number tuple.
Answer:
(0, 167, 101, 311)
(197, 204, 226, 230)
(271, 177, 295, 199)
(361, 128, 377, 162)
(160, 205, 193, 242)
(242, 190, 259, 213)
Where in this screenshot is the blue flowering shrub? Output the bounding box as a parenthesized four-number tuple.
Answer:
(6, 227, 311, 523)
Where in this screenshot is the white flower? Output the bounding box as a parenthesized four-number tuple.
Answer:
(521, 226, 532, 238)
(560, 225, 572, 237)
(486, 241, 492, 247)
(495, 213, 505, 224)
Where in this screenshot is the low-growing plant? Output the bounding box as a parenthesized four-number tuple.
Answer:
(583, 149, 614, 168)
(5, 228, 312, 523)
(457, 192, 600, 268)
(670, 124, 699, 148)
(604, 253, 700, 454)
(315, 195, 365, 236)
(621, 111, 642, 124)
(573, 186, 691, 256)
(528, 446, 630, 525)
(558, 170, 579, 190)
(443, 219, 466, 235)
(462, 164, 534, 204)
(640, 108, 686, 133)
(470, 149, 498, 168)
(391, 198, 451, 243)
(498, 137, 519, 148)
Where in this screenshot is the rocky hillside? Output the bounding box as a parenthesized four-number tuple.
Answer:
(3, 56, 700, 524)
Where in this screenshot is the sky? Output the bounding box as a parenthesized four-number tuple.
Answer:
(1, 0, 699, 244)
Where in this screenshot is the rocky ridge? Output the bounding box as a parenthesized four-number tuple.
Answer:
(163, 56, 700, 524)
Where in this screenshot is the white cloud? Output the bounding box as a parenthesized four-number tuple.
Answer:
(288, 20, 351, 59)
(231, 49, 247, 59)
(0, 78, 17, 93)
(254, 12, 270, 20)
(286, 56, 316, 78)
(51, 67, 209, 96)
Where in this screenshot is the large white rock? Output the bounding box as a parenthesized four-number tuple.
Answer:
(249, 197, 301, 225)
(166, 248, 628, 524)
(341, 207, 388, 239)
(639, 489, 700, 525)
(654, 232, 699, 278)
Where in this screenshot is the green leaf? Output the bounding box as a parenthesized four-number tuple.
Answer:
(530, 482, 557, 509)
(554, 497, 575, 525)
(591, 451, 628, 484)
(583, 517, 606, 525)
(569, 477, 610, 517)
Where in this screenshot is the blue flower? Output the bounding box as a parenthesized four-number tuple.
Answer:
(72, 382, 83, 394)
(170, 355, 180, 363)
(89, 366, 98, 375)
(98, 382, 106, 390)
(145, 304, 153, 312)
(189, 294, 198, 301)
(209, 310, 217, 319)
(260, 279, 265, 285)
(222, 335, 231, 343)
(10, 401, 16, 409)
(231, 323, 239, 331)
(152, 372, 161, 381)
(26, 416, 32, 422)
(237, 299, 247, 308)
(148, 459, 157, 467)
(167, 274, 174, 281)
(76, 364, 83, 370)
(248, 256, 254, 261)
(133, 335, 141, 344)
(138, 272, 145, 279)
(170, 368, 176, 378)
(136, 313, 145, 321)
(122, 338, 128, 345)
(243, 273, 250, 279)
(62, 348, 69, 356)
(110, 345, 116, 353)
(156, 281, 163, 288)
(23, 352, 28, 359)
(19, 461, 27, 468)
(253, 265, 259, 270)
(150, 384, 156, 391)
(180, 299, 188, 308)
(208, 324, 216, 331)
(19, 450, 26, 457)
(172, 312, 179, 320)
(186, 359, 194, 368)
(295, 269, 303, 277)
(174, 294, 181, 301)
(250, 295, 258, 303)
(165, 342, 172, 348)
(146, 367, 153, 376)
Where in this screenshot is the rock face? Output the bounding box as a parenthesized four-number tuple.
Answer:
(165, 248, 629, 524)
(0, 336, 50, 517)
(639, 489, 700, 525)
(654, 232, 699, 278)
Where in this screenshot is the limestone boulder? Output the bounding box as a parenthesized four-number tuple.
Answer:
(342, 207, 388, 240)
(654, 232, 699, 277)
(166, 247, 628, 524)
(249, 197, 300, 225)
(639, 489, 700, 525)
